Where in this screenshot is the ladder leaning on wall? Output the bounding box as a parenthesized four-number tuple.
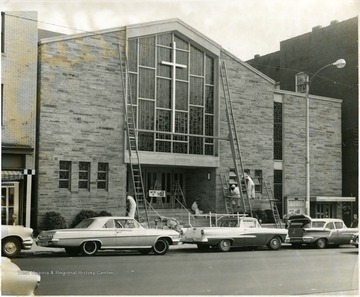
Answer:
(220, 60, 253, 216)
(118, 46, 149, 226)
(263, 181, 282, 228)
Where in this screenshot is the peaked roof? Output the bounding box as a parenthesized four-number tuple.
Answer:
(38, 18, 274, 84)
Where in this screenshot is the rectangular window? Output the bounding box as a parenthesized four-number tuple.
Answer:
(254, 170, 263, 193)
(274, 170, 283, 215)
(1, 12, 5, 53)
(295, 72, 308, 93)
(274, 102, 283, 160)
(59, 161, 71, 189)
(97, 163, 108, 190)
(79, 162, 90, 190)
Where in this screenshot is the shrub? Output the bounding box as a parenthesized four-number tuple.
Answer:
(71, 210, 97, 228)
(71, 210, 112, 227)
(43, 211, 67, 230)
(97, 210, 112, 217)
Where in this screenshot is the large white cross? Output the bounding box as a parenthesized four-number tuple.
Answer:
(161, 42, 187, 133)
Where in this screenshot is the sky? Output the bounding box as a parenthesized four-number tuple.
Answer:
(1, 0, 359, 61)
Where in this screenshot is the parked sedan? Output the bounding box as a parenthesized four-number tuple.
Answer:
(1, 225, 34, 258)
(1, 257, 40, 296)
(287, 215, 358, 248)
(36, 216, 181, 256)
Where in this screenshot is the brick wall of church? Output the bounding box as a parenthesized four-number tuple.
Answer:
(215, 51, 275, 211)
(282, 91, 342, 198)
(37, 30, 128, 227)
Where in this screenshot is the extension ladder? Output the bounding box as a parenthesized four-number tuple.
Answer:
(220, 174, 235, 214)
(119, 46, 149, 225)
(220, 61, 252, 216)
(264, 181, 282, 228)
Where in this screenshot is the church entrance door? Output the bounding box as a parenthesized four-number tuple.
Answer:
(144, 168, 186, 209)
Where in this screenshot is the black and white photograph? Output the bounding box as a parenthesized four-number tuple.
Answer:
(1, 0, 359, 295)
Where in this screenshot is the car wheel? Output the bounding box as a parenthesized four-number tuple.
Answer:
(153, 238, 169, 255)
(197, 244, 210, 251)
(81, 241, 99, 256)
(65, 247, 81, 256)
(218, 239, 231, 252)
(267, 237, 281, 250)
(315, 238, 327, 249)
(2, 237, 21, 258)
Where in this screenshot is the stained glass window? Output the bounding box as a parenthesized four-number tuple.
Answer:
(128, 32, 216, 156)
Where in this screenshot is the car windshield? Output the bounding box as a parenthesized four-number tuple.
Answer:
(75, 219, 95, 228)
(311, 221, 326, 228)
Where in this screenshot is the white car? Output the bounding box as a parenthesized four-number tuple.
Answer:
(1, 225, 34, 258)
(1, 257, 40, 295)
(36, 216, 181, 256)
(181, 216, 288, 252)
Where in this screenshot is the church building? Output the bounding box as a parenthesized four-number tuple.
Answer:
(34, 19, 345, 227)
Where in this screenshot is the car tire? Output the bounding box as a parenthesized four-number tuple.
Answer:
(153, 238, 169, 255)
(65, 247, 81, 256)
(315, 238, 327, 249)
(81, 241, 99, 256)
(197, 244, 210, 251)
(267, 237, 281, 250)
(2, 237, 21, 258)
(218, 239, 231, 252)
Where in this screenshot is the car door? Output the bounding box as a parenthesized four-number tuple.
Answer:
(334, 221, 353, 245)
(242, 219, 264, 247)
(115, 219, 147, 247)
(324, 222, 337, 243)
(98, 219, 117, 248)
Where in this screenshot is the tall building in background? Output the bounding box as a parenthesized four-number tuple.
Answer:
(1, 11, 38, 227)
(247, 17, 358, 224)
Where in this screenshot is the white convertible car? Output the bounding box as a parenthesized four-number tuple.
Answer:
(36, 216, 181, 256)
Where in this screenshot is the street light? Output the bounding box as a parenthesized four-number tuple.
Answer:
(305, 59, 346, 216)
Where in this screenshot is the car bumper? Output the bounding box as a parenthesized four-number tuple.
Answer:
(181, 237, 207, 243)
(36, 239, 59, 247)
(171, 238, 181, 245)
(22, 238, 34, 250)
(350, 239, 358, 246)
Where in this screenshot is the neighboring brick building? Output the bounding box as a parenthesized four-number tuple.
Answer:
(1, 11, 38, 227)
(247, 17, 358, 223)
(35, 19, 345, 227)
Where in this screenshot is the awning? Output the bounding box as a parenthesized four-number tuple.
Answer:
(310, 196, 356, 203)
(1, 171, 24, 181)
